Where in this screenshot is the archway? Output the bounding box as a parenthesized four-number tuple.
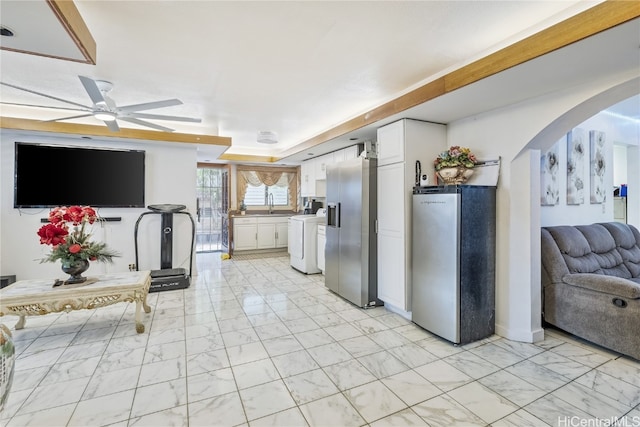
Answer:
(508, 77, 640, 342)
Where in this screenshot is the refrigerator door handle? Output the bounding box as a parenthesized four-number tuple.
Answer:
(327, 202, 341, 228)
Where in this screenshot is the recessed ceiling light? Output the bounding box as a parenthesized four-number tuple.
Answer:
(0, 26, 15, 37)
(257, 131, 278, 144)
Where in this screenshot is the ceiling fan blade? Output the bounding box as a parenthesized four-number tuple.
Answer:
(105, 120, 120, 132)
(43, 114, 94, 122)
(78, 75, 107, 106)
(0, 101, 91, 112)
(119, 116, 174, 132)
(118, 99, 183, 113)
(0, 81, 93, 110)
(127, 112, 202, 123)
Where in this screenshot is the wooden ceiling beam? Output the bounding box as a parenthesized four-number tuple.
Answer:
(218, 153, 277, 163)
(47, 0, 97, 64)
(0, 117, 231, 147)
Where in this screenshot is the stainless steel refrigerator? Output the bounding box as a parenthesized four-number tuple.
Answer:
(412, 185, 496, 344)
(325, 156, 379, 308)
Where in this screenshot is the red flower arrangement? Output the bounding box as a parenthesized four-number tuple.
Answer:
(37, 206, 119, 265)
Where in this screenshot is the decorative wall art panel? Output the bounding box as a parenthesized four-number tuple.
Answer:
(566, 128, 586, 205)
(540, 138, 560, 206)
(589, 130, 606, 204)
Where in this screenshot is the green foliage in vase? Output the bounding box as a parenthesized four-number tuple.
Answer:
(434, 146, 478, 171)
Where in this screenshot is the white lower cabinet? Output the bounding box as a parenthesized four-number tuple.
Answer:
(276, 222, 288, 248)
(233, 216, 291, 251)
(377, 232, 406, 308)
(233, 218, 258, 251)
(257, 223, 276, 249)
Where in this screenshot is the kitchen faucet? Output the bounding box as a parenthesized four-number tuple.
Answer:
(268, 193, 274, 214)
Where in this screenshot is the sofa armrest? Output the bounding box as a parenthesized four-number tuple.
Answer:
(562, 273, 640, 299)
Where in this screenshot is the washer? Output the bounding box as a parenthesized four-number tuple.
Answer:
(289, 209, 326, 274)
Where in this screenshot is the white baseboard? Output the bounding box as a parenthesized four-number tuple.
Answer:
(495, 323, 545, 343)
(381, 302, 412, 320)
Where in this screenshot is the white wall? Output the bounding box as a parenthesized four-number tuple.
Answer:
(628, 144, 640, 227)
(0, 133, 198, 281)
(538, 112, 630, 227)
(447, 75, 639, 343)
(614, 144, 628, 187)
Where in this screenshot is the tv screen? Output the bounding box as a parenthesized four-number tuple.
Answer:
(14, 142, 145, 208)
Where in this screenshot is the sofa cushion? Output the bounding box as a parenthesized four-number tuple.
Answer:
(600, 222, 640, 278)
(548, 226, 591, 257)
(576, 223, 617, 253)
(546, 226, 611, 275)
(576, 224, 631, 278)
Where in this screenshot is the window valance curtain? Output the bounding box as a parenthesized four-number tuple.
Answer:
(236, 166, 298, 211)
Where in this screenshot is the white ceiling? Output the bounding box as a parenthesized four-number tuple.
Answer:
(0, 1, 638, 164)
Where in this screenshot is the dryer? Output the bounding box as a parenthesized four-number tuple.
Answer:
(289, 209, 326, 274)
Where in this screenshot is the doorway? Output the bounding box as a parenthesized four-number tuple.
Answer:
(196, 165, 229, 253)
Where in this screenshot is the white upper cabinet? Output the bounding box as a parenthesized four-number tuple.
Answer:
(315, 153, 334, 180)
(377, 120, 405, 166)
(342, 145, 360, 160)
(335, 145, 360, 163)
(301, 160, 316, 197)
(300, 145, 361, 197)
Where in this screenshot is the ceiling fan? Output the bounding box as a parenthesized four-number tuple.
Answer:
(0, 75, 201, 132)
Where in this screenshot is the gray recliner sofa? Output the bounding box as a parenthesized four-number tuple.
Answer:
(541, 222, 640, 360)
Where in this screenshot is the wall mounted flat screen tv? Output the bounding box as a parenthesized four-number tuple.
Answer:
(14, 142, 145, 208)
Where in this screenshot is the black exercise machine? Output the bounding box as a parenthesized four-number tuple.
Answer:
(134, 204, 195, 292)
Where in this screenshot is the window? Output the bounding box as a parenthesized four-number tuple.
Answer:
(236, 166, 299, 211)
(244, 183, 289, 206)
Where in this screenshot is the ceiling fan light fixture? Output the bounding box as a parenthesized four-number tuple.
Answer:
(94, 111, 117, 121)
(257, 131, 278, 144)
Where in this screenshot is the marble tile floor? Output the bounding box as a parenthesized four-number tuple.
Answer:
(2, 253, 639, 427)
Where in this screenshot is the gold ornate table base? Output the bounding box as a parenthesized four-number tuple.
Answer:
(0, 271, 152, 333)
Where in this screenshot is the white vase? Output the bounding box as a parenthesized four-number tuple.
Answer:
(437, 167, 474, 185)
